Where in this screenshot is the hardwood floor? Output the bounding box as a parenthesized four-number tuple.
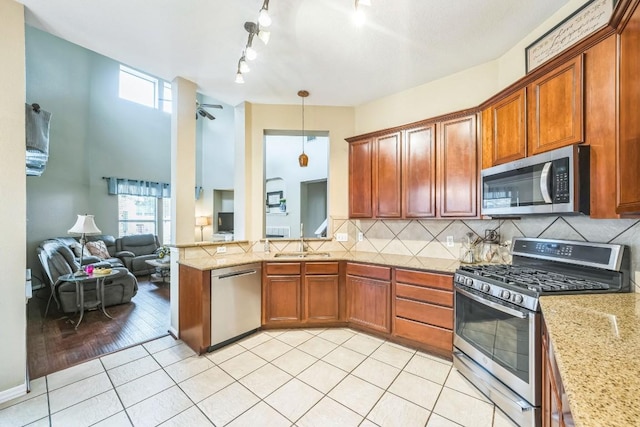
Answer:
(27, 276, 170, 379)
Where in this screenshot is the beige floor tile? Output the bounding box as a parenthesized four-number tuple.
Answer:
(368, 392, 431, 427)
(226, 401, 291, 427)
(152, 342, 197, 367)
(116, 370, 175, 408)
(352, 357, 400, 389)
(160, 406, 214, 426)
(198, 382, 260, 426)
(492, 408, 519, 427)
(46, 358, 104, 391)
(262, 329, 286, 337)
(25, 416, 53, 427)
(404, 353, 452, 385)
(389, 371, 442, 410)
(107, 355, 161, 387)
(250, 338, 294, 361)
(444, 369, 491, 403)
(317, 328, 356, 345)
(178, 365, 235, 403)
(275, 329, 315, 347)
(142, 335, 181, 354)
(426, 413, 462, 426)
(237, 332, 273, 349)
(341, 334, 384, 356)
(92, 410, 132, 427)
(301, 328, 326, 335)
(272, 348, 318, 376)
(359, 420, 379, 427)
(297, 336, 339, 359)
(218, 351, 267, 380)
(0, 393, 49, 427)
(238, 363, 292, 399)
(50, 390, 123, 427)
(297, 360, 348, 393)
(164, 355, 215, 383)
(0, 377, 47, 410)
(126, 386, 193, 427)
(416, 350, 453, 366)
(264, 378, 323, 422)
(205, 343, 245, 364)
(321, 346, 367, 372)
(297, 397, 363, 427)
(327, 375, 384, 417)
(48, 372, 113, 414)
(370, 342, 414, 369)
(100, 345, 149, 370)
(433, 387, 494, 427)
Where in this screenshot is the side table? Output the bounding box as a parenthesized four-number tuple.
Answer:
(58, 270, 118, 329)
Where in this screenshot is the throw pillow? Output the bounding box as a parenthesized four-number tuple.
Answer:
(85, 240, 110, 259)
(69, 241, 91, 258)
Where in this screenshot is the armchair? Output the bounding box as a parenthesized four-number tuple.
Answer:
(115, 234, 161, 276)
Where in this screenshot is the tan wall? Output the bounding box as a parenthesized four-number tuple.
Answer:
(245, 103, 355, 241)
(0, 0, 27, 399)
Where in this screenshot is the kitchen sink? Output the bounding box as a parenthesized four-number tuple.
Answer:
(273, 252, 331, 259)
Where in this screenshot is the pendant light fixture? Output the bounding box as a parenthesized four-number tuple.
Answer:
(298, 90, 309, 167)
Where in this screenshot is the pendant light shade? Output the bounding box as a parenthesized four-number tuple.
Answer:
(298, 90, 309, 168)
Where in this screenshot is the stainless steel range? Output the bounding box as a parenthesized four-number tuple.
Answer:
(453, 237, 630, 427)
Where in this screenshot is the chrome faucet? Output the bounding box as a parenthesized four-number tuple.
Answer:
(299, 223, 305, 253)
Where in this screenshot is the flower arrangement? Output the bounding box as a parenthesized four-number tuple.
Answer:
(156, 246, 170, 259)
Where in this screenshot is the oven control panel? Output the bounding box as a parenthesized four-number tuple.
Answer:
(454, 273, 538, 312)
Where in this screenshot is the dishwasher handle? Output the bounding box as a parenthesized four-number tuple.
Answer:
(214, 269, 259, 280)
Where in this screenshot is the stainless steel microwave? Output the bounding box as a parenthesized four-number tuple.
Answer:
(481, 145, 590, 217)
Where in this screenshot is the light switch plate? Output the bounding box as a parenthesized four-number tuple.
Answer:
(446, 236, 454, 247)
(358, 232, 364, 242)
(216, 246, 227, 253)
(335, 233, 348, 242)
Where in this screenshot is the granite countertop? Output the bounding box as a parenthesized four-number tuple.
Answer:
(540, 293, 640, 427)
(178, 251, 461, 274)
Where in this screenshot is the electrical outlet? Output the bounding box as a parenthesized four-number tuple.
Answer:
(358, 232, 364, 242)
(446, 236, 454, 247)
(335, 233, 348, 242)
(216, 246, 227, 254)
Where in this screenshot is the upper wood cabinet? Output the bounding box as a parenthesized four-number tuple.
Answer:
(617, 2, 640, 214)
(403, 125, 437, 218)
(482, 88, 527, 169)
(527, 55, 584, 156)
(348, 138, 373, 218)
(373, 132, 402, 218)
(438, 115, 479, 217)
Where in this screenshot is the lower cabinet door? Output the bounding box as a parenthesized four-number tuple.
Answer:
(264, 276, 301, 323)
(346, 275, 391, 333)
(305, 275, 340, 323)
(394, 317, 452, 352)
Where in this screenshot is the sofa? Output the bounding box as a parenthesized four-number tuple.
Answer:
(37, 239, 137, 314)
(51, 235, 125, 268)
(115, 234, 161, 276)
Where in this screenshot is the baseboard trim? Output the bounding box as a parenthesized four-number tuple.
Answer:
(0, 382, 27, 405)
(168, 326, 179, 339)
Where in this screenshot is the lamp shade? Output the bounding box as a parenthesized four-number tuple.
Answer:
(196, 216, 209, 226)
(68, 214, 101, 235)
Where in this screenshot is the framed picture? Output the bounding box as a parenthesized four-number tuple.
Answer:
(525, 0, 615, 73)
(267, 190, 283, 207)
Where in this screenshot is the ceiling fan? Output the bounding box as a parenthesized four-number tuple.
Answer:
(196, 101, 223, 120)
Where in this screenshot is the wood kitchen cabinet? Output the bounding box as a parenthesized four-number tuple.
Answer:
(304, 262, 342, 324)
(263, 262, 302, 325)
(393, 269, 453, 357)
(481, 88, 527, 169)
(346, 263, 391, 334)
(373, 132, 403, 218)
(528, 55, 583, 156)
(404, 125, 437, 217)
(438, 114, 479, 217)
(348, 138, 373, 218)
(542, 318, 574, 427)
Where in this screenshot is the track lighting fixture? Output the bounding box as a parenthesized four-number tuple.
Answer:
(234, 1, 274, 83)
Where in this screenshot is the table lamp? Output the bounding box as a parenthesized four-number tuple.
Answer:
(196, 216, 209, 241)
(68, 214, 101, 276)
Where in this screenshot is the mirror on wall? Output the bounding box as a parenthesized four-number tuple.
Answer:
(264, 131, 329, 239)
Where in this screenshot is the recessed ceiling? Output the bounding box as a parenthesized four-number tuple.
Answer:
(18, 0, 569, 106)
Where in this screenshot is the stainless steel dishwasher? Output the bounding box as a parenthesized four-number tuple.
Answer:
(210, 263, 262, 350)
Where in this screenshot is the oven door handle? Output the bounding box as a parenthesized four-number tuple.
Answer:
(455, 286, 528, 319)
(540, 161, 553, 204)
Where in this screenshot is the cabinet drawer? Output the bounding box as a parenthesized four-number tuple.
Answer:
(395, 269, 452, 291)
(394, 317, 452, 352)
(346, 263, 391, 281)
(395, 298, 453, 329)
(305, 262, 339, 275)
(265, 262, 301, 275)
(396, 283, 453, 307)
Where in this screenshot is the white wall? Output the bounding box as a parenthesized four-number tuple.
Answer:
(0, 0, 27, 401)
